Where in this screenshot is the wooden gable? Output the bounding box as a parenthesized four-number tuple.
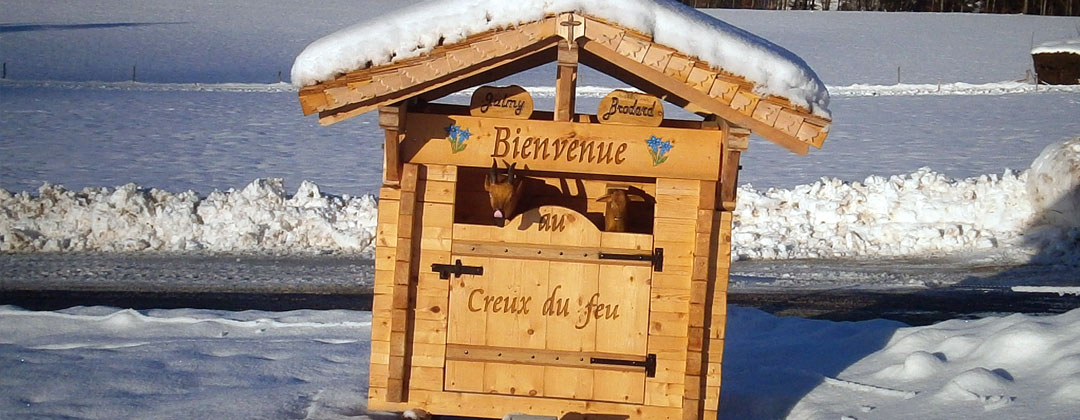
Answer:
(297, 13, 831, 154)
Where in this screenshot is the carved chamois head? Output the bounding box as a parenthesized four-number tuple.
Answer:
(483, 159, 524, 227)
(596, 189, 645, 232)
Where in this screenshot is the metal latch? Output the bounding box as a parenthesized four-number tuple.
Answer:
(597, 248, 664, 272)
(589, 353, 657, 378)
(431, 259, 484, 279)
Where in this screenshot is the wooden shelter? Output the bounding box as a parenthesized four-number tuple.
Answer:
(1033, 51, 1080, 85)
(298, 11, 831, 420)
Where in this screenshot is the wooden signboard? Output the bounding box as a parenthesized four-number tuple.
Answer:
(445, 206, 654, 403)
(598, 90, 664, 127)
(401, 113, 723, 181)
(470, 85, 534, 119)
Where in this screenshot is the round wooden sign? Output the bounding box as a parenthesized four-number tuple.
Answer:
(470, 85, 534, 119)
(597, 90, 664, 127)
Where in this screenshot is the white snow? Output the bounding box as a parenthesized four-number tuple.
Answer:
(1032, 38, 1080, 55)
(0, 179, 378, 254)
(290, 0, 831, 117)
(5, 305, 1078, 419)
(734, 137, 1080, 264)
(783, 309, 1080, 419)
(1012, 286, 1080, 296)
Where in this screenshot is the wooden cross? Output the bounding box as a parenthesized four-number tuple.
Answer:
(560, 14, 582, 45)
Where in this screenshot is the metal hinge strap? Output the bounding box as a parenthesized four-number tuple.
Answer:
(589, 353, 657, 377)
(597, 248, 664, 272)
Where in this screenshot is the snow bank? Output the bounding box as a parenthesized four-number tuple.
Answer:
(787, 308, 1080, 419)
(290, 0, 830, 117)
(0, 179, 378, 254)
(1032, 38, 1080, 55)
(3, 138, 1078, 264)
(734, 137, 1080, 264)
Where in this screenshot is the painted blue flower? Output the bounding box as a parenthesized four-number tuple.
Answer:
(645, 136, 673, 166)
(647, 136, 663, 153)
(446, 124, 469, 153)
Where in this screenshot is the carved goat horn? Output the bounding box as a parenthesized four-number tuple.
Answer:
(507, 162, 518, 184)
(488, 159, 498, 184)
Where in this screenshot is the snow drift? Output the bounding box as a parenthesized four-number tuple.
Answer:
(0, 179, 377, 253)
(2, 138, 1077, 264)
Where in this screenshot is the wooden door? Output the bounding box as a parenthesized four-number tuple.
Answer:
(441, 206, 656, 403)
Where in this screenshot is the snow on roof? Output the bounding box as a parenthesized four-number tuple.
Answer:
(1032, 38, 1080, 55)
(291, 0, 830, 117)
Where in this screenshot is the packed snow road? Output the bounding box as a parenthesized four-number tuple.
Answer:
(2, 253, 1074, 325)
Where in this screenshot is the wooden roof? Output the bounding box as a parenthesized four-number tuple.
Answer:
(297, 13, 831, 154)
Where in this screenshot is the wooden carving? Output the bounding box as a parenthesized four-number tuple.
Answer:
(597, 90, 664, 127)
(470, 85, 534, 119)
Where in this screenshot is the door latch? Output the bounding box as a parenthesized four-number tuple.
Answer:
(431, 259, 484, 279)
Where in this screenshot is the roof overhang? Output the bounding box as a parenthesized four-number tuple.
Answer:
(297, 13, 831, 154)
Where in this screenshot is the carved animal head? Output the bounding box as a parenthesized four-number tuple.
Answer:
(596, 189, 645, 232)
(483, 159, 524, 227)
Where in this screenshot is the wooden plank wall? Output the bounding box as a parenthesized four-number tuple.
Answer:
(649, 175, 732, 420)
(369, 163, 457, 411)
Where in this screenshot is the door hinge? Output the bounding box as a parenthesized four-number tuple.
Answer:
(431, 259, 484, 279)
(589, 353, 657, 377)
(597, 248, 664, 272)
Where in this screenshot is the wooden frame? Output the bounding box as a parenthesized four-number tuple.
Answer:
(301, 10, 829, 420)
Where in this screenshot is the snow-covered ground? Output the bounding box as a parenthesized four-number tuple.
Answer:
(3, 305, 1079, 420)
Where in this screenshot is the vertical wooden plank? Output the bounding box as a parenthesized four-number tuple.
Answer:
(555, 39, 578, 122)
(544, 366, 594, 400)
(378, 103, 407, 185)
(595, 264, 650, 355)
(545, 261, 599, 353)
(386, 163, 419, 403)
(445, 360, 485, 392)
(593, 370, 646, 404)
(445, 256, 490, 346)
(720, 125, 749, 211)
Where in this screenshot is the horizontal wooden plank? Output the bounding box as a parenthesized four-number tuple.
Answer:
(399, 388, 685, 420)
(401, 113, 724, 181)
(452, 241, 654, 267)
(446, 344, 650, 373)
(649, 311, 689, 337)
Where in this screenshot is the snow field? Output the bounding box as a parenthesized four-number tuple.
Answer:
(0, 305, 373, 420)
(2, 304, 1078, 420)
(3, 138, 1077, 265)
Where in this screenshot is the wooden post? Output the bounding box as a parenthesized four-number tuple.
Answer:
(379, 102, 408, 185)
(719, 121, 749, 212)
(386, 163, 420, 402)
(555, 39, 578, 122)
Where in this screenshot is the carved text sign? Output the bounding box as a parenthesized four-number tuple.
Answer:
(597, 90, 664, 127)
(466, 285, 621, 329)
(402, 113, 724, 180)
(469, 85, 534, 119)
